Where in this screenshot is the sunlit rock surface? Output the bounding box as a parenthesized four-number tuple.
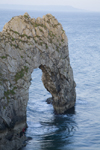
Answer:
(0, 12, 76, 149)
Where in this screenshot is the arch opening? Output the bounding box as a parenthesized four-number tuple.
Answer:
(27, 68, 52, 117)
(27, 68, 53, 132)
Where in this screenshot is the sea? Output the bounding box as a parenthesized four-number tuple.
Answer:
(0, 8, 100, 150)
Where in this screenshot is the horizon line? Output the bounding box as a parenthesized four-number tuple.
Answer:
(0, 4, 100, 12)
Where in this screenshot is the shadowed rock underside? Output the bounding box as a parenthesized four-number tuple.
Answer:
(0, 13, 76, 149)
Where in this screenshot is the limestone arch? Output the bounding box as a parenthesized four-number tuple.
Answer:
(0, 13, 76, 138)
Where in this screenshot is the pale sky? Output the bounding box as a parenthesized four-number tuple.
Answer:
(0, 0, 100, 12)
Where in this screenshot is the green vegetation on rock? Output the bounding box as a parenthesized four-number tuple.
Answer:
(15, 66, 29, 82)
(49, 31, 55, 38)
(1, 56, 7, 59)
(61, 39, 64, 42)
(39, 28, 43, 33)
(4, 88, 16, 99)
(10, 30, 19, 35)
(24, 15, 29, 19)
(46, 44, 48, 49)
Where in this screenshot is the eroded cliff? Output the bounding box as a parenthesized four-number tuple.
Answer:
(0, 12, 76, 149)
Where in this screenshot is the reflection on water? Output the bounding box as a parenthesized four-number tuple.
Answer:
(23, 113, 78, 150)
(40, 111, 77, 150)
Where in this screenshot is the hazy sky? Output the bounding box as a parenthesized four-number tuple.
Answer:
(0, 0, 100, 11)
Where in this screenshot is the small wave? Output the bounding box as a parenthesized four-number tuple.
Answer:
(76, 99, 88, 105)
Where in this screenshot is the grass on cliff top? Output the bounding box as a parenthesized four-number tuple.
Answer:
(49, 31, 55, 38)
(10, 29, 31, 40)
(24, 15, 29, 19)
(31, 22, 47, 29)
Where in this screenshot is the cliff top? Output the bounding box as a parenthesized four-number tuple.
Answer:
(0, 12, 68, 49)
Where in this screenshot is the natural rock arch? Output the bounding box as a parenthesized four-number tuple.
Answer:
(0, 13, 76, 149)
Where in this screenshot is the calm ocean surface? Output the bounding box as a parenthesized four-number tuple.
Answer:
(0, 9, 100, 150)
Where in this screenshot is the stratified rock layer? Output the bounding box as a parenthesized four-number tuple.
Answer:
(0, 13, 76, 149)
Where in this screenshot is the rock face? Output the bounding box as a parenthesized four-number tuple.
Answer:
(0, 13, 76, 149)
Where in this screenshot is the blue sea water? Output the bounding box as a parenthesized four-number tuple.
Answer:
(0, 9, 100, 150)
